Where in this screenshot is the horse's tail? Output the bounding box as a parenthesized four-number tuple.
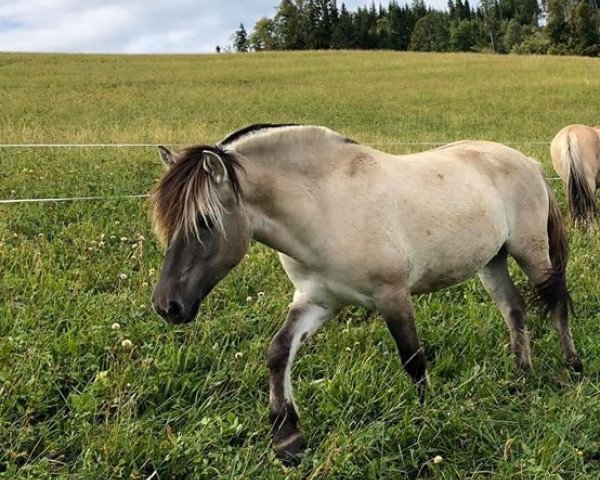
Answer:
(562, 130, 596, 225)
(536, 182, 571, 313)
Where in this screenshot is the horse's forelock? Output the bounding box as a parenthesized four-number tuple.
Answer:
(152, 146, 243, 246)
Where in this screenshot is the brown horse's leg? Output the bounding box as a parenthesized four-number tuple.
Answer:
(377, 291, 427, 403)
(512, 252, 582, 373)
(268, 294, 334, 463)
(478, 249, 531, 369)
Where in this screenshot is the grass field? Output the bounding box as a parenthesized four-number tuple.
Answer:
(1, 50, 600, 479)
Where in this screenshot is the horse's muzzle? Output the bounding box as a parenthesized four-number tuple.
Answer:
(153, 298, 200, 324)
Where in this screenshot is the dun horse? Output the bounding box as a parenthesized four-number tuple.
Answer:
(151, 124, 582, 461)
(550, 124, 600, 225)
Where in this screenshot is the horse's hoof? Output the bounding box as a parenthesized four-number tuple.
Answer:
(273, 431, 306, 465)
(569, 355, 583, 374)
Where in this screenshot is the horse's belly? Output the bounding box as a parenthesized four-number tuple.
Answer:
(409, 238, 504, 294)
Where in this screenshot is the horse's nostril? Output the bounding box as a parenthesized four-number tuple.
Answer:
(167, 301, 183, 318)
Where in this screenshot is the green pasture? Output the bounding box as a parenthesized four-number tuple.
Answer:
(1, 51, 600, 479)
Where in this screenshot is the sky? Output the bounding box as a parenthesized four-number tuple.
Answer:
(0, 0, 448, 54)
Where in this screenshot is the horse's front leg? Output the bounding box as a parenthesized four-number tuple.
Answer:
(268, 292, 335, 463)
(376, 290, 428, 403)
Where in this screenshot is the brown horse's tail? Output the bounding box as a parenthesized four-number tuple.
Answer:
(562, 131, 596, 225)
(536, 183, 571, 313)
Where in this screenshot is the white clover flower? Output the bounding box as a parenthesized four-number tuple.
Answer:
(121, 339, 133, 349)
(111, 322, 121, 330)
(433, 455, 443, 464)
(119, 273, 128, 280)
(142, 357, 154, 367)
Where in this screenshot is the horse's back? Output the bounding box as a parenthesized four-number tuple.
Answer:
(375, 140, 547, 211)
(321, 140, 549, 295)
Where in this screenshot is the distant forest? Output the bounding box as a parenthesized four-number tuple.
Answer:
(227, 0, 600, 56)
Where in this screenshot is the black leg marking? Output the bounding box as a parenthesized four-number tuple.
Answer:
(379, 293, 428, 403)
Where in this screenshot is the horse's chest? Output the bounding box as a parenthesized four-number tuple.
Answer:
(308, 277, 376, 309)
(279, 255, 375, 308)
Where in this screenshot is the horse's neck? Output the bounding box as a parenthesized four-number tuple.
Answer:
(238, 145, 341, 261)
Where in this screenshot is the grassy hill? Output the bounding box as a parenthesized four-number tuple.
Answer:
(1, 51, 600, 478)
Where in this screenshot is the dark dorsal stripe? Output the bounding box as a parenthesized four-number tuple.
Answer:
(219, 123, 299, 146)
(219, 123, 358, 147)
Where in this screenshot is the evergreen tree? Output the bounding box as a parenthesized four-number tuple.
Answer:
(274, 0, 305, 49)
(389, 2, 416, 50)
(353, 6, 378, 48)
(515, 0, 539, 26)
(233, 23, 250, 52)
(571, 0, 600, 55)
(463, 0, 472, 19)
(546, 0, 570, 48)
(412, 0, 428, 19)
(480, 0, 501, 51)
(331, 3, 355, 48)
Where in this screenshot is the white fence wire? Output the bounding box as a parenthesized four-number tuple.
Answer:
(0, 142, 559, 205)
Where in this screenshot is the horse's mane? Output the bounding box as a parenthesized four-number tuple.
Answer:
(152, 145, 243, 246)
(152, 124, 356, 245)
(219, 123, 298, 146)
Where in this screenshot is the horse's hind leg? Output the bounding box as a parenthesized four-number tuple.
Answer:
(376, 290, 428, 403)
(509, 244, 583, 373)
(268, 292, 335, 462)
(478, 248, 531, 369)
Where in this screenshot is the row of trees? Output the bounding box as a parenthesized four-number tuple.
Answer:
(230, 0, 600, 56)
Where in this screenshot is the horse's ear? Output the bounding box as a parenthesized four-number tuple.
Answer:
(202, 150, 228, 184)
(158, 146, 175, 166)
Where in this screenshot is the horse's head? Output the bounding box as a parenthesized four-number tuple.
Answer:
(151, 145, 250, 324)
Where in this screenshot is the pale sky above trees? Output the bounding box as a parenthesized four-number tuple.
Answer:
(0, 0, 449, 53)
